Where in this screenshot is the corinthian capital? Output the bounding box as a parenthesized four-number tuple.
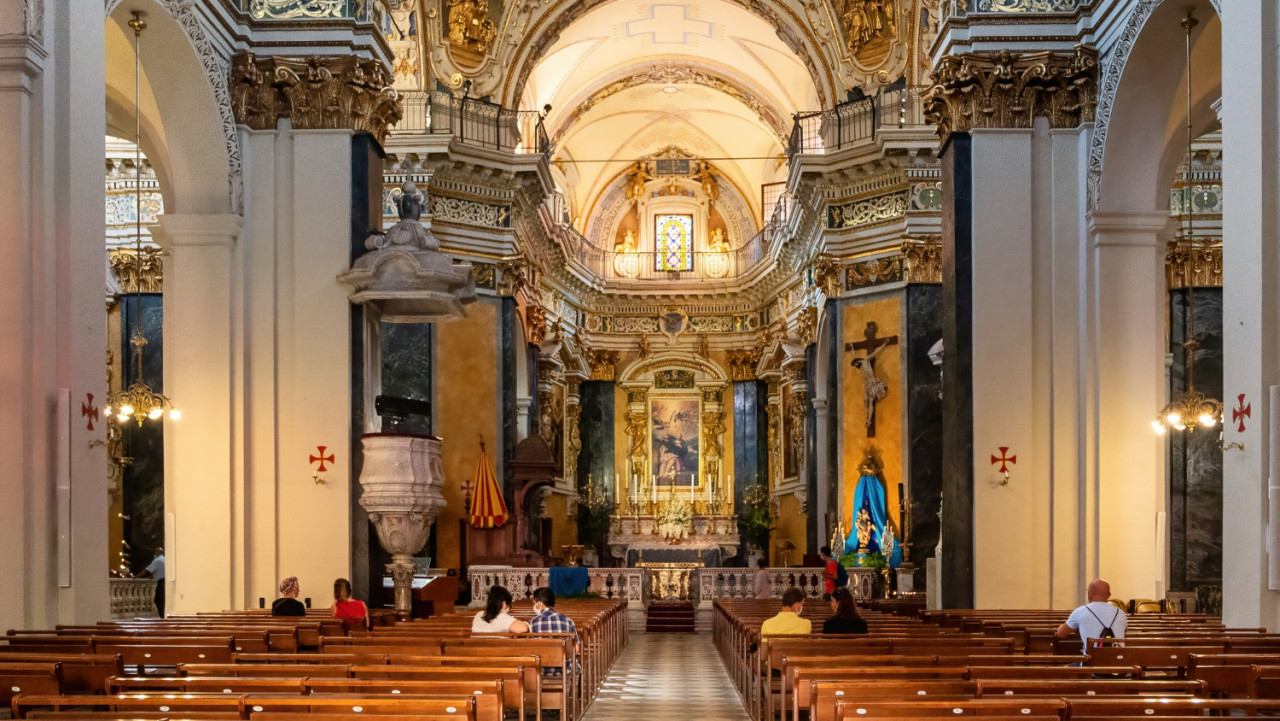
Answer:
(924, 45, 1098, 137)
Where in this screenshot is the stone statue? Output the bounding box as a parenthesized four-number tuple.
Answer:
(638, 333, 651, 359)
(369, 180, 438, 251)
(708, 227, 730, 252)
(696, 162, 719, 204)
(625, 163, 651, 202)
(615, 229, 637, 253)
(447, 0, 497, 53)
(698, 334, 710, 358)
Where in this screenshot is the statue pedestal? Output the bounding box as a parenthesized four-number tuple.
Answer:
(358, 433, 447, 621)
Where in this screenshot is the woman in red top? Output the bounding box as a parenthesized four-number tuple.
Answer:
(330, 577, 369, 630)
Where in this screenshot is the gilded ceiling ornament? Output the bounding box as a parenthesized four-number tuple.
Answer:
(924, 45, 1099, 137)
(837, 0, 901, 68)
(446, 0, 497, 55)
(901, 236, 943, 284)
(229, 52, 403, 144)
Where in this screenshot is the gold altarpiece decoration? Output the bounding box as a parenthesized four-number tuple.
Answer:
(924, 45, 1099, 137)
(229, 53, 403, 144)
(902, 236, 942, 284)
(1166, 238, 1222, 289)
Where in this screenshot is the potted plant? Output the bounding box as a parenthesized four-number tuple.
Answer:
(738, 484, 773, 565)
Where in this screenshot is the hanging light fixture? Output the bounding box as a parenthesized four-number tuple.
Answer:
(1152, 10, 1220, 436)
(105, 12, 180, 428)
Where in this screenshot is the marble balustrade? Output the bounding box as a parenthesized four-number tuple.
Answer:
(109, 578, 159, 619)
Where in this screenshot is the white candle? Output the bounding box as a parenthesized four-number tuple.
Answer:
(690, 474, 694, 503)
(652, 474, 657, 505)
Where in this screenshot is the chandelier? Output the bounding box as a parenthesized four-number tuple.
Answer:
(1152, 10, 1218, 436)
(105, 12, 180, 428)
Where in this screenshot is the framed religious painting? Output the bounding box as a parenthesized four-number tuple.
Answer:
(650, 396, 699, 487)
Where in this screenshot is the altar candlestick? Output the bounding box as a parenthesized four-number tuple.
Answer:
(652, 475, 657, 506)
(690, 474, 694, 503)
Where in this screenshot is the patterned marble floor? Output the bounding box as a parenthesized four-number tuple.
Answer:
(581, 632, 751, 721)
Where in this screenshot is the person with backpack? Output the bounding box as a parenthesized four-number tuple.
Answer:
(1056, 578, 1127, 652)
(820, 546, 848, 599)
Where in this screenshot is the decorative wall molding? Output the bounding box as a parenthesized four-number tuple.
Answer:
(976, 0, 1078, 11)
(924, 45, 1098, 137)
(1166, 239, 1222, 289)
(229, 52, 402, 143)
(827, 191, 909, 229)
(431, 194, 512, 228)
(846, 256, 903, 289)
(585, 348, 619, 381)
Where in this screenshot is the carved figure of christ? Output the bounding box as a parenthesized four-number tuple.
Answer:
(845, 321, 898, 437)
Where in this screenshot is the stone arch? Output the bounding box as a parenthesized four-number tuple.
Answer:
(1090, 0, 1222, 213)
(618, 350, 729, 384)
(105, 0, 240, 215)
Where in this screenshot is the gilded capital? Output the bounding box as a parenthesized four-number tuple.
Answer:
(229, 52, 402, 144)
(924, 45, 1098, 137)
(902, 236, 943, 284)
(1166, 238, 1222, 290)
(110, 247, 164, 294)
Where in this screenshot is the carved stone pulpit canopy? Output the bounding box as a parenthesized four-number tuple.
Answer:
(339, 180, 478, 322)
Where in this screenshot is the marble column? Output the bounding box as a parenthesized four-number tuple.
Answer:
(1220, 0, 1280, 628)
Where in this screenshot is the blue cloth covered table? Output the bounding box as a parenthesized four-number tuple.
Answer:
(549, 566, 589, 597)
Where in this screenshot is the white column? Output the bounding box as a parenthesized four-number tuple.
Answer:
(515, 397, 533, 441)
(1087, 211, 1171, 601)
(969, 129, 1042, 608)
(154, 213, 242, 615)
(0, 0, 109, 629)
(1220, 0, 1280, 629)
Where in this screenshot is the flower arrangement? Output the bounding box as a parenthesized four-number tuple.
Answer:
(572, 481, 616, 557)
(737, 483, 773, 552)
(657, 498, 694, 541)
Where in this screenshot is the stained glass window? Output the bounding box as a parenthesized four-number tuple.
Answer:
(654, 214, 694, 271)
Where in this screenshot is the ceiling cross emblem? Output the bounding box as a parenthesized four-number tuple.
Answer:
(625, 5, 712, 45)
(1232, 394, 1251, 433)
(310, 445, 336, 472)
(82, 393, 99, 432)
(991, 447, 1017, 474)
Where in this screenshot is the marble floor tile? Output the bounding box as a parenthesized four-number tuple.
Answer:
(581, 633, 750, 721)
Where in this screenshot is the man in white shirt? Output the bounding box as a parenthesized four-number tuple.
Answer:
(1056, 578, 1127, 653)
(136, 548, 166, 618)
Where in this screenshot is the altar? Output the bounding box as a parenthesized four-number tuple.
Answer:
(608, 513, 740, 568)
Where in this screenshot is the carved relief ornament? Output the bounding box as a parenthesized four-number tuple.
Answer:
(585, 348, 619, 381)
(796, 306, 818, 348)
(1166, 239, 1223, 290)
(924, 45, 1098, 138)
(109, 247, 164, 294)
(727, 348, 762, 381)
(229, 52, 403, 144)
(902, 236, 943, 284)
(526, 305, 548, 345)
(812, 257, 842, 298)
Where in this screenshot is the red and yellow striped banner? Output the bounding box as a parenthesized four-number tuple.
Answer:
(469, 445, 508, 528)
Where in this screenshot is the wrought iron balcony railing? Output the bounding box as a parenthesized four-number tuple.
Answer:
(395, 91, 551, 155)
(788, 86, 926, 158)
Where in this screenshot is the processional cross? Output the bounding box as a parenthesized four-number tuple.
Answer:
(845, 321, 898, 437)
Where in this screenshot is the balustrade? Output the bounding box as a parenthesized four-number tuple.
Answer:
(109, 578, 159, 619)
(468, 566, 883, 608)
(394, 91, 549, 155)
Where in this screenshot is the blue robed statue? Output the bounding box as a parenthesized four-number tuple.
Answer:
(843, 456, 903, 567)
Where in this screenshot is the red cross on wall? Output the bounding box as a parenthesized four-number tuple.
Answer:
(310, 446, 335, 472)
(991, 447, 1017, 474)
(82, 393, 99, 431)
(1233, 394, 1251, 433)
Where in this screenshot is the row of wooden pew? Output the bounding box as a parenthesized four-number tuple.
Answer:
(0, 598, 628, 720)
(714, 598, 1280, 719)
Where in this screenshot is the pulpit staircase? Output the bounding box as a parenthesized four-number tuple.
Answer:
(645, 601, 696, 633)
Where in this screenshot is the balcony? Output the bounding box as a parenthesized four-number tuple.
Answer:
(788, 86, 927, 158)
(395, 91, 550, 155)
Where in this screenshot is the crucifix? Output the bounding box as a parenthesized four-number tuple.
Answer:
(845, 321, 898, 437)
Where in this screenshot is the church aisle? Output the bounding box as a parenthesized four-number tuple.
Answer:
(581, 632, 750, 721)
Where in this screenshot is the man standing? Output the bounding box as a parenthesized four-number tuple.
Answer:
(820, 546, 838, 599)
(1056, 578, 1127, 652)
(760, 587, 811, 636)
(136, 547, 165, 618)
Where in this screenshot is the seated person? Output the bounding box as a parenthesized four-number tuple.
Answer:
(272, 576, 306, 616)
(472, 585, 531, 633)
(529, 587, 578, 675)
(760, 586, 811, 636)
(822, 587, 867, 634)
(331, 577, 369, 630)
(1056, 578, 1127, 652)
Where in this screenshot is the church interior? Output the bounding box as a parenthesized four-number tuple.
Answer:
(5, 0, 1280, 717)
